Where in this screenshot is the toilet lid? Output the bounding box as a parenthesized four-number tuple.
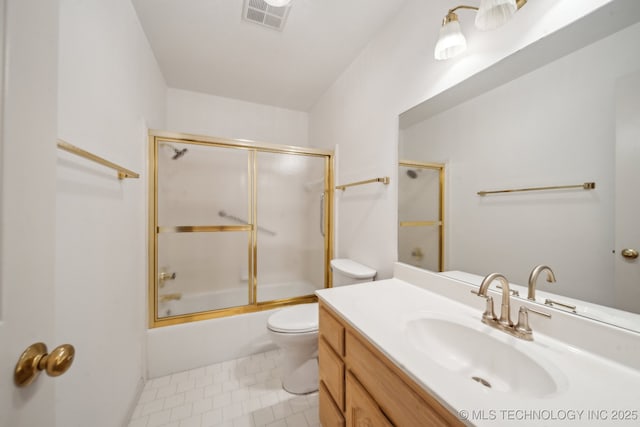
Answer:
(267, 303, 319, 333)
(330, 258, 376, 279)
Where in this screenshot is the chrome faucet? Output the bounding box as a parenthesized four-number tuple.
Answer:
(478, 273, 513, 328)
(527, 265, 556, 301)
(475, 272, 552, 341)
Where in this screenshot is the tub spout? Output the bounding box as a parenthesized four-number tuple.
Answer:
(159, 293, 182, 303)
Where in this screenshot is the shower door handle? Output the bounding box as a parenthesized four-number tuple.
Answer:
(320, 193, 325, 237)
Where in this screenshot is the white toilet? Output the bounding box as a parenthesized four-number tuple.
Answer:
(267, 259, 376, 394)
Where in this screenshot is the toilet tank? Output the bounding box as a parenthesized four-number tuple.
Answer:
(330, 258, 377, 286)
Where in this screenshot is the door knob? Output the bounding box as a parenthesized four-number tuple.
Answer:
(14, 342, 75, 387)
(621, 248, 639, 260)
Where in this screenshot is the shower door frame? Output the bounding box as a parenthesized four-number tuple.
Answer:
(148, 130, 334, 328)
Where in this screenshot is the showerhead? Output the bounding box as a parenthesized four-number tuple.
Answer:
(172, 148, 188, 160)
(406, 169, 418, 179)
(160, 142, 188, 160)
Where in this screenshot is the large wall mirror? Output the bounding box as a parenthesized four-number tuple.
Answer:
(398, 0, 640, 332)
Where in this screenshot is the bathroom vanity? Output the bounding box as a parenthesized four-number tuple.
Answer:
(316, 263, 640, 427)
(318, 301, 461, 426)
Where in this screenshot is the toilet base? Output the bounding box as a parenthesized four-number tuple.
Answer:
(282, 356, 318, 395)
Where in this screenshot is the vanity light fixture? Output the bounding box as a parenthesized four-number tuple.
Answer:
(264, 0, 292, 7)
(434, 0, 527, 60)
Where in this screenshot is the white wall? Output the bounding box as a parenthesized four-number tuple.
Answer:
(166, 88, 308, 147)
(56, 0, 166, 426)
(401, 23, 640, 306)
(308, 0, 613, 279)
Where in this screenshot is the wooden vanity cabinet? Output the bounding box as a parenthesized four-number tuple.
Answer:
(318, 301, 463, 427)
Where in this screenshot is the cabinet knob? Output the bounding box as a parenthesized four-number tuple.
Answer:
(621, 248, 639, 260)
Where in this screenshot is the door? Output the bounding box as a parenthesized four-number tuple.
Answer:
(255, 150, 329, 302)
(614, 70, 640, 314)
(0, 0, 59, 425)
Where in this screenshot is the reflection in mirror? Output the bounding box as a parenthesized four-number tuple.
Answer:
(398, 162, 444, 272)
(398, 0, 640, 332)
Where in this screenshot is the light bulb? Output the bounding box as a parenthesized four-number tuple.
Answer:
(434, 12, 467, 61)
(475, 0, 517, 30)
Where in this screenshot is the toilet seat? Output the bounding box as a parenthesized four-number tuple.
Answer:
(267, 303, 318, 333)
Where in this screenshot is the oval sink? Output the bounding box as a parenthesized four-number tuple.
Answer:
(404, 313, 565, 398)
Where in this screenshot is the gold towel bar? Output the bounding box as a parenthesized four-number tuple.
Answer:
(477, 182, 595, 196)
(56, 139, 140, 179)
(336, 176, 390, 191)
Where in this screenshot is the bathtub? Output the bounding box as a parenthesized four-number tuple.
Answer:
(148, 280, 319, 378)
(159, 280, 319, 317)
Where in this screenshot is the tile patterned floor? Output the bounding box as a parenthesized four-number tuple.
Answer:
(128, 349, 319, 427)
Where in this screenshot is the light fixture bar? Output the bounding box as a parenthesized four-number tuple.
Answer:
(448, 5, 479, 13)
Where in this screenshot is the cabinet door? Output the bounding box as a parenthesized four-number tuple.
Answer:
(346, 372, 393, 427)
(320, 381, 345, 427)
(319, 336, 345, 410)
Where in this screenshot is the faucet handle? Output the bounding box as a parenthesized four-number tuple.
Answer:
(482, 296, 497, 323)
(515, 307, 533, 334)
(515, 306, 551, 341)
(514, 306, 535, 341)
(160, 271, 176, 281)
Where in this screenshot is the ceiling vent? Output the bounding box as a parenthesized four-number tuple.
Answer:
(242, 0, 291, 31)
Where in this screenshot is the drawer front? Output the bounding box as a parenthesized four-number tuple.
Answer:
(319, 336, 345, 411)
(346, 331, 461, 427)
(320, 380, 345, 427)
(346, 372, 393, 427)
(319, 303, 345, 356)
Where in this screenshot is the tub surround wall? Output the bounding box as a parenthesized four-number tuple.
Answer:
(56, 0, 166, 426)
(308, 0, 614, 280)
(147, 309, 279, 378)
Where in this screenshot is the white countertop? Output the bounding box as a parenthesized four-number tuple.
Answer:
(316, 273, 640, 426)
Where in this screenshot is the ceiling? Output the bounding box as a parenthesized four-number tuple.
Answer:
(132, 0, 408, 111)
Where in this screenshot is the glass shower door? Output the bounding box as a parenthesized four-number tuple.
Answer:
(255, 151, 328, 303)
(398, 162, 444, 272)
(150, 131, 334, 327)
(156, 141, 252, 318)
